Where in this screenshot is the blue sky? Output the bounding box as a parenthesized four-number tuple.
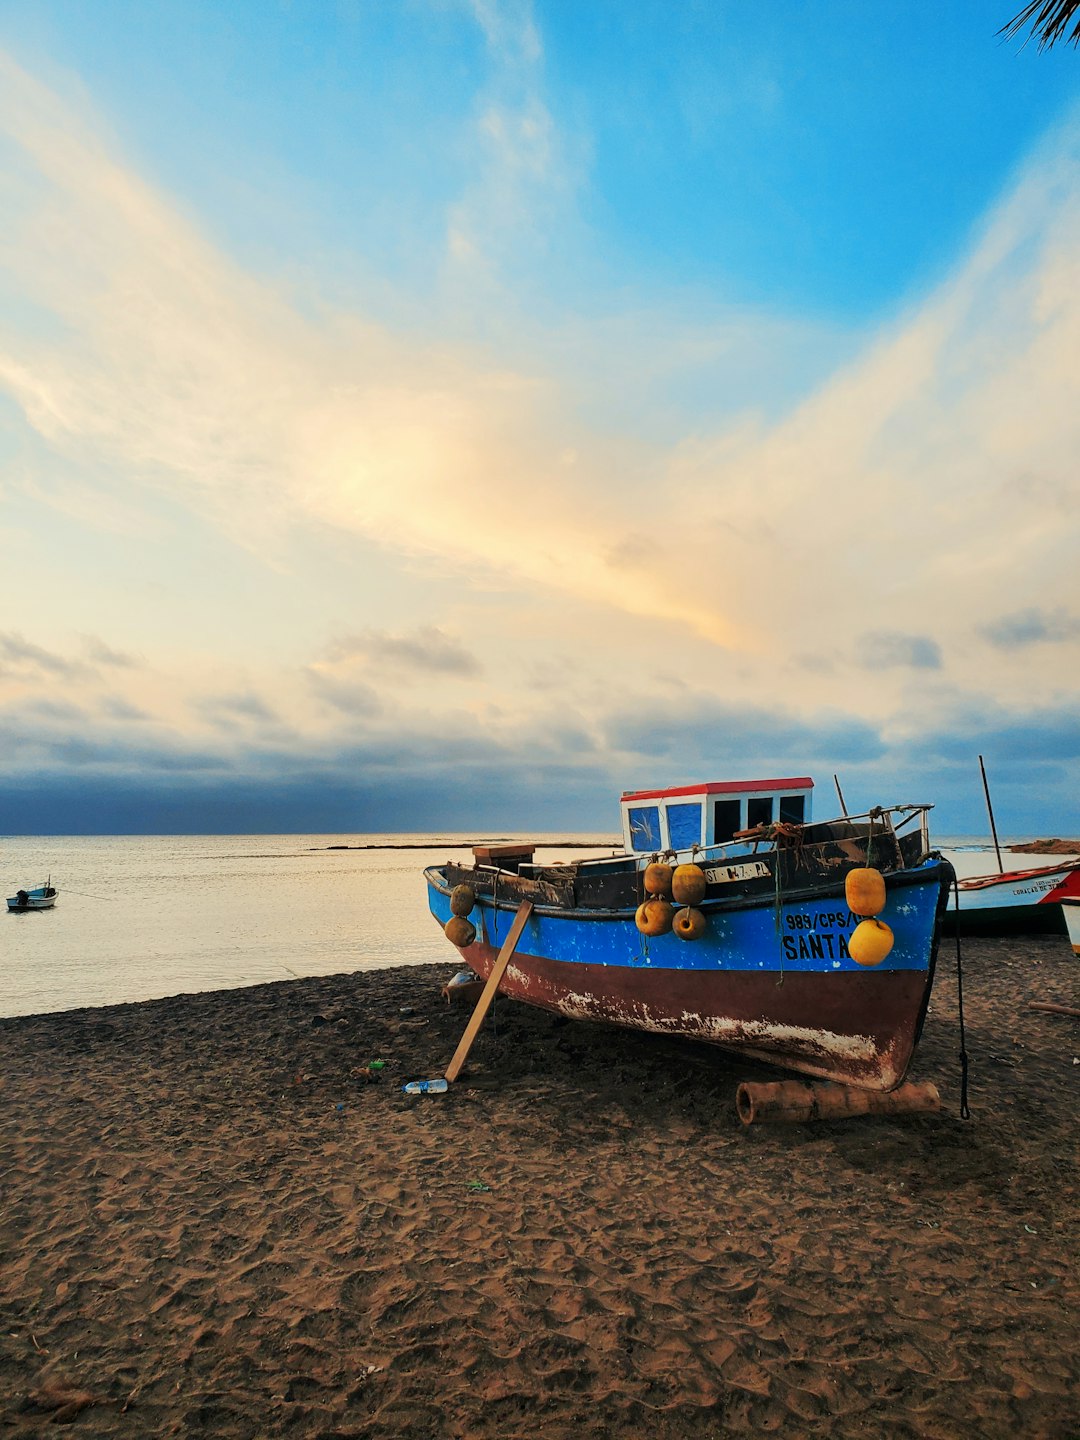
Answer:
(1, 1, 1078, 835)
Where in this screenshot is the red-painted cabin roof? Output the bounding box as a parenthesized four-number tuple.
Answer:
(621, 777, 814, 803)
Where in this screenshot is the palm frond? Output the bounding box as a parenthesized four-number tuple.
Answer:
(999, 0, 1080, 49)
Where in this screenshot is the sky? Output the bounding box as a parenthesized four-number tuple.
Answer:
(1, 0, 1079, 836)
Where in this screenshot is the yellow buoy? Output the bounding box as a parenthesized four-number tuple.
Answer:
(643, 862, 674, 897)
(635, 898, 674, 936)
(848, 918, 894, 967)
(444, 916, 477, 948)
(449, 884, 476, 917)
(845, 867, 886, 917)
(673, 906, 706, 941)
(671, 863, 707, 905)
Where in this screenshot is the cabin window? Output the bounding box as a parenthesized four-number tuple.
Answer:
(747, 797, 773, 828)
(779, 794, 806, 824)
(628, 806, 662, 852)
(713, 799, 741, 844)
(667, 803, 702, 850)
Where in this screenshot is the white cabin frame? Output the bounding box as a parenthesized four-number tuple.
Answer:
(619, 777, 815, 858)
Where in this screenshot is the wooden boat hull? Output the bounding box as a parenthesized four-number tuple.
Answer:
(943, 860, 1080, 937)
(426, 859, 952, 1091)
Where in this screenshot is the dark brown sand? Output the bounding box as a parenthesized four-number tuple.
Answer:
(1, 937, 1076, 1438)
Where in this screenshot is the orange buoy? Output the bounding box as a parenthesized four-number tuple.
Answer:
(673, 906, 706, 941)
(848, 918, 894, 966)
(444, 916, 477, 948)
(643, 862, 674, 897)
(450, 884, 476, 917)
(635, 898, 674, 936)
(845, 867, 886, 917)
(671, 863, 707, 905)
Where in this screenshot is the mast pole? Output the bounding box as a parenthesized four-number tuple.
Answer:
(978, 754, 1004, 874)
(833, 774, 849, 817)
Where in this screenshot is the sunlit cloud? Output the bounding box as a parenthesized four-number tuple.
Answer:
(0, 25, 1078, 833)
(9, 48, 1075, 686)
(0, 48, 743, 647)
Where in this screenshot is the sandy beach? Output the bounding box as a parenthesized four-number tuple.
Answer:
(1, 936, 1076, 1438)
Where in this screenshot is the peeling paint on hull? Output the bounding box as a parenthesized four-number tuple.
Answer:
(475, 953, 926, 1090)
(426, 859, 951, 1091)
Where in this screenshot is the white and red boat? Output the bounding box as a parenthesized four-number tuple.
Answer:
(944, 857, 1080, 936)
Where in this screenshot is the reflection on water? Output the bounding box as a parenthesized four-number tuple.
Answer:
(1, 833, 616, 1018)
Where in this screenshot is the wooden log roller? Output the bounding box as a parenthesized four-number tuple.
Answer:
(736, 1078, 941, 1126)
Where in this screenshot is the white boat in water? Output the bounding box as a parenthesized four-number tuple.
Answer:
(6, 882, 59, 912)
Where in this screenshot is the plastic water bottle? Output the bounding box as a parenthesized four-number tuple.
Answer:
(402, 1078, 449, 1095)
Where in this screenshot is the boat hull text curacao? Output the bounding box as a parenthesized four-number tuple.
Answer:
(944, 859, 1080, 936)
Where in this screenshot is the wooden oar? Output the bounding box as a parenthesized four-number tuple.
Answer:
(445, 900, 533, 1084)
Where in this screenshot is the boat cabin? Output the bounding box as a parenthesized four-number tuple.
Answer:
(619, 777, 814, 857)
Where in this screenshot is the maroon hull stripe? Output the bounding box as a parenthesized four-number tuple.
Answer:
(462, 942, 933, 1091)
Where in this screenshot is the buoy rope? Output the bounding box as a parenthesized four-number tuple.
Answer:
(951, 876, 971, 1120)
(48, 888, 116, 901)
(631, 859, 650, 964)
(772, 846, 785, 986)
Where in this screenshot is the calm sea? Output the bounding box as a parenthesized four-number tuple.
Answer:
(0, 832, 1057, 1019)
(0, 834, 616, 1019)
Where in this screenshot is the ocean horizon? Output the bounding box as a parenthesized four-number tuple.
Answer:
(2, 831, 1070, 1021)
(1, 833, 619, 1020)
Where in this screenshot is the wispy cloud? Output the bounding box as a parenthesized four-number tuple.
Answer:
(979, 606, 1080, 649)
(194, 691, 281, 729)
(854, 631, 942, 671)
(324, 626, 483, 678)
(82, 636, 142, 668)
(447, 0, 562, 280)
(0, 631, 91, 679)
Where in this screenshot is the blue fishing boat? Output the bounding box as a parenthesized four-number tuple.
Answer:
(425, 778, 954, 1091)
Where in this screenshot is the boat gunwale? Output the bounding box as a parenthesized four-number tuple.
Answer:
(424, 855, 951, 922)
(957, 858, 1080, 891)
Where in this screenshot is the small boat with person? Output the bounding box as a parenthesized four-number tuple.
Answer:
(6, 880, 59, 912)
(425, 777, 955, 1092)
